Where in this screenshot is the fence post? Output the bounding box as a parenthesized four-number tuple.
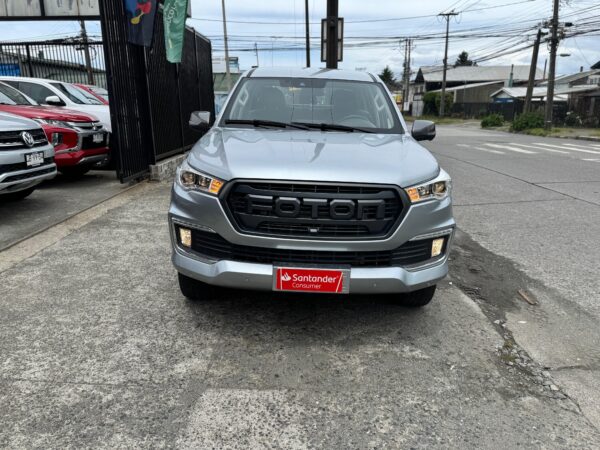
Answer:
(24, 44, 34, 77)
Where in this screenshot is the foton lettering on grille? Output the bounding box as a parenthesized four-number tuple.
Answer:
(225, 182, 404, 239)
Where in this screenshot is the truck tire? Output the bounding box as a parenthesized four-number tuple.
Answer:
(0, 187, 36, 202)
(178, 273, 220, 300)
(397, 285, 437, 308)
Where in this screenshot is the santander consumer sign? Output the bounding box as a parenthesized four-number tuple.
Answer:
(275, 268, 346, 293)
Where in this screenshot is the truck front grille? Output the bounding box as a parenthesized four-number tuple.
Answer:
(224, 181, 405, 240)
(0, 129, 47, 150)
(178, 227, 442, 268)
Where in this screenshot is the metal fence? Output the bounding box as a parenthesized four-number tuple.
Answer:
(2, 3, 215, 183)
(98, 0, 214, 182)
(451, 101, 569, 124)
(0, 41, 106, 87)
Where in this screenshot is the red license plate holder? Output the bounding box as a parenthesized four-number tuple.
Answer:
(273, 266, 350, 294)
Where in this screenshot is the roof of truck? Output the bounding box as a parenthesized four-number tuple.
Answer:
(244, 67, 377, 82)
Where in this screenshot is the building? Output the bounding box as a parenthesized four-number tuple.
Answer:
(414, 65, 542, 93)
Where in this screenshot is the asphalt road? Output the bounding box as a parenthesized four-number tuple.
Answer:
(0, 170, 125, 251)
(1, 127, 600, 447)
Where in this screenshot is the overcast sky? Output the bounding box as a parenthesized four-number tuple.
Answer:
(2, 0, 599, 77)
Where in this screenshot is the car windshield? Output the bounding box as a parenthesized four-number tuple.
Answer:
(50, 82, 102, 105)
(90, 86, 109, 102)
(221, 77, 403, 134)
(0, 82, 36, 106)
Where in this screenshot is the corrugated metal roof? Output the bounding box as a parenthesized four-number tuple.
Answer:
(538, 69, 600, 86)
(417, 65, 543, 82)
(490, 84, 598, 100)
(429, 80, 504, 93)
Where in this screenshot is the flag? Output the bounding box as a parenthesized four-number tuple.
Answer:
(163, 0, 189, 63)
(123, 0, 158, 47)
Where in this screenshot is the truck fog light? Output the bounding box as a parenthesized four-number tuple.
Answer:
(431, 238, 445, 257)
(179, 227, 192, 247)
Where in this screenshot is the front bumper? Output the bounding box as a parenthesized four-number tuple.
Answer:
(0, 144, 57, 193)
(169, 182, 455, 294)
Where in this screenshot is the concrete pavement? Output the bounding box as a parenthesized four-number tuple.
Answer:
(0, 170, 125, 251)
(423, 125, 600, 430)
(2, 181, 599, 448)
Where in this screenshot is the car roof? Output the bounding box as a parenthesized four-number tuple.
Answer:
(0, 76, 60, 86)
(243, 67, 378, 82)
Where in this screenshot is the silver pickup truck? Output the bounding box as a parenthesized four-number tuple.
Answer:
(169, 68, 454, 307)
(0, 112, 56, 201)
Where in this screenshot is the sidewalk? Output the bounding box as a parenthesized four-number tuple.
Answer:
(1, 181, 599, 448)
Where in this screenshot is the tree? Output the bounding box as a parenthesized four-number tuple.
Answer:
(455, 51, 475, 67)
(379, 66, 397, 88)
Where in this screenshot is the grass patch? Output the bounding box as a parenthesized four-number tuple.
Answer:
(522, 128, 549, 137)
(405, 115, 473, 125)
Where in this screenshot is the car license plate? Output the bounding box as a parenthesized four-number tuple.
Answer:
(92, 133, 104, 143)
(25, 152, 44, 167)
(273, 266, 350, 294)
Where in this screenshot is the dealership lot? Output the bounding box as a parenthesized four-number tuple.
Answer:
(0, 170, 124, 251)
(2, 126, 600, 447)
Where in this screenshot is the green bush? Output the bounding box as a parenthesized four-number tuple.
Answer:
(481, 113, 504, 128)
(423, 92, 453, 116)
(564, 112, 582, 127)
(511, 112, 544, 131)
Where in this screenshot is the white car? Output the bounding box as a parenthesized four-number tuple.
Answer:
(0, 76, 111, 132)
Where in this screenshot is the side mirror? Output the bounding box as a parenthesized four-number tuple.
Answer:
(411, 120, 436, 141)
(45, 95, 65, 106)
(189, 111, 211, 131)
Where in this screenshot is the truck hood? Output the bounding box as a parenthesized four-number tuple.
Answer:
(188, 128, 440, 188)
(0, 104, 96, 122)
(63, 104, 111, 132)
(0, 111, 40, 131)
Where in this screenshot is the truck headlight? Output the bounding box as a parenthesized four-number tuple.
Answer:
(405, 169, 452, 203)
(176, 160, 224, 195)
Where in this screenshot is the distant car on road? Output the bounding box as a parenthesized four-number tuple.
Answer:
(0, 76, 112, 132)
(74, 83, 109, 105)
(0, 112, 56, 201)
(0, 81, 110, 177)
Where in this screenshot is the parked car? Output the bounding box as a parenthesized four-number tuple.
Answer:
(74, 83, 109, 105)
(169, 68, 454, 307)
(0, 112, 56, 201)
(0, 81, 110, 177)
(0, 76, 111, 132)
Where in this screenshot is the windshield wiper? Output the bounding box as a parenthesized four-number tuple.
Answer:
(292, 122, 374, 133)
(224, 119, 309, 130)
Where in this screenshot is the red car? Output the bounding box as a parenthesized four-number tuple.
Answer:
(73, 83, 110, 105)
(0, 81, 110, 177)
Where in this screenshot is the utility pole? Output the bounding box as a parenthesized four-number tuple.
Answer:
(544, 0, 560, 130)
(524, 28, 543, 113)
(221, 0, 232, 91)
(402, 39, 412, 112)
(439, 11, 458, 117)
(79, 20, 94, 85)
(305, 0, 310, 67)
(326, 0, 339, 69)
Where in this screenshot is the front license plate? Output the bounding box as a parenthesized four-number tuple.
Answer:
(92, 133, 104, 143)
(25, 151, 44, 167)
(273, 267, 350, 294)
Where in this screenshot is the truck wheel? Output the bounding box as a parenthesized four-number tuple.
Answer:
(0, 187, 36, 202)
(59, 167, 90, 179)
(397, 285, 437, 308)
(178, 273, 219, 300)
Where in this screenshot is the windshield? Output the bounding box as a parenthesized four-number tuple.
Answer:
(50, 82, 102, 105)
(221, 77, 403, 133)
(90, 86, 109, 102)
(0, 82, 36, 106)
